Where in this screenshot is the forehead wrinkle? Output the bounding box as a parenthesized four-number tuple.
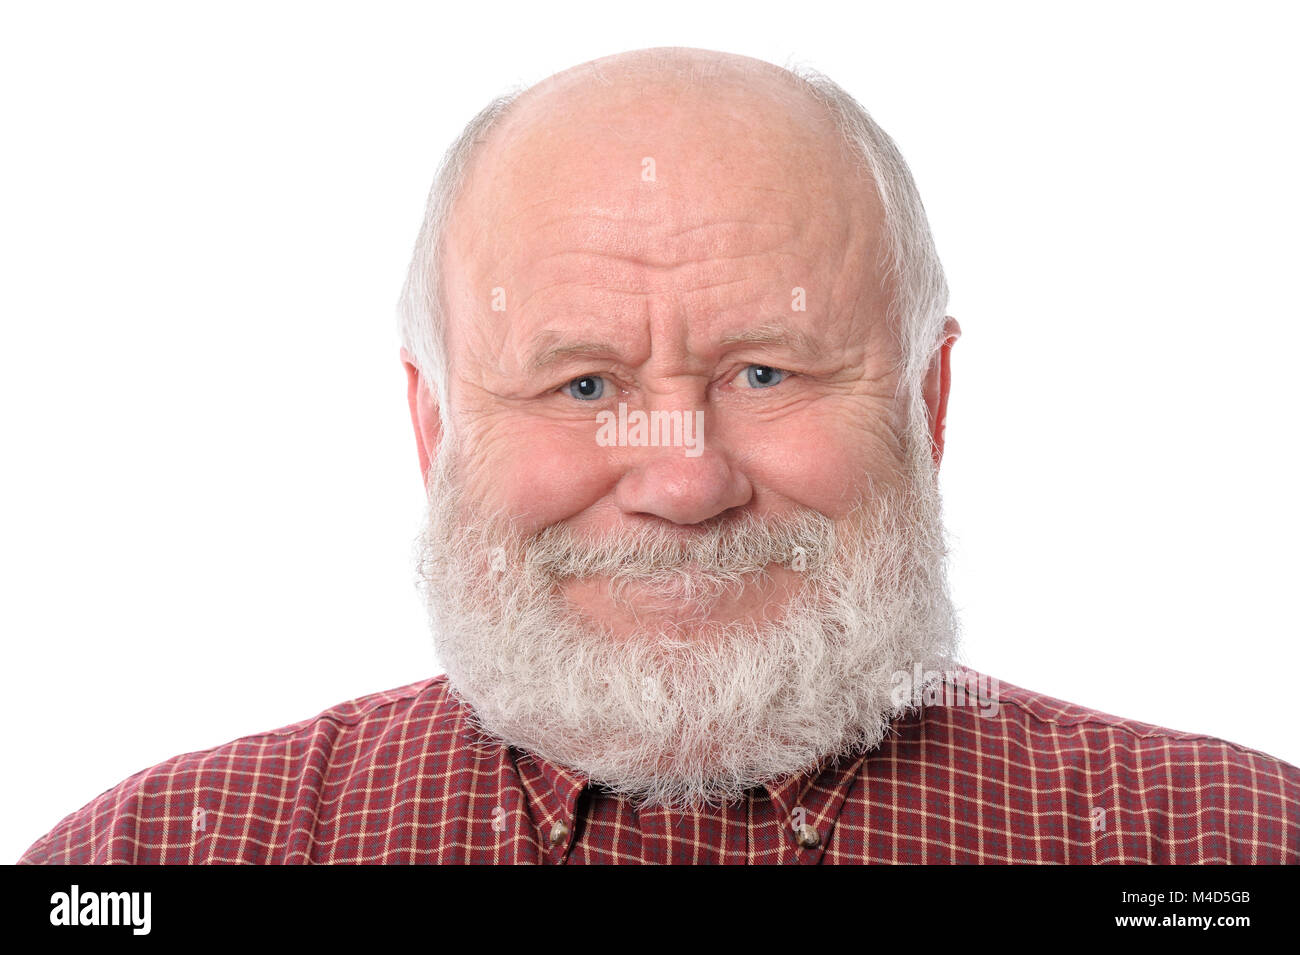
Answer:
(494, 213, 818, 305)
(495, 238, 816, 324)
(504, 267, 815, 344)
(512, 245, 810, 287)
(491, 214, 811, 278)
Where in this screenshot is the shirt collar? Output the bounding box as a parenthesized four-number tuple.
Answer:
(511, 724, 909, 852)
(513, 748, 590, 853)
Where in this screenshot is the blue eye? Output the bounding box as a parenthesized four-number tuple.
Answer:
(566, 376, 605, 400)
(743, 365, 786, 388)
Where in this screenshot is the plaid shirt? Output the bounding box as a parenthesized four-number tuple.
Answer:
(19, 670, 1300, 864)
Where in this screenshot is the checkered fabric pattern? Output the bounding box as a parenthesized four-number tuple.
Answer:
(19, 670, 1300, 864)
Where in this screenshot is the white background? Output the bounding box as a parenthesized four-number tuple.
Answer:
(3, 0, 1296, 863)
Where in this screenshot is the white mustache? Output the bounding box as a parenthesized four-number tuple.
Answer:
(521, 508, 836, 585)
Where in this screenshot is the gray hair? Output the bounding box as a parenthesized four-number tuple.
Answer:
(396, 62, 950, 460)
(397, 89, 522, 425)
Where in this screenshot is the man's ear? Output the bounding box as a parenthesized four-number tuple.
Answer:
(922, 316, 961, 471)
(401, 348, 442, 484)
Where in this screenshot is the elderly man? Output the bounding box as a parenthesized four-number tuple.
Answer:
(21, 48, 1299, 865)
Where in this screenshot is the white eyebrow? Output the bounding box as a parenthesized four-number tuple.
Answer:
(527, 339, 624, 371)
(718, 323, 828, 359)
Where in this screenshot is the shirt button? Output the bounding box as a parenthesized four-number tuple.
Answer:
(549, 821, 570, 846)
(795, 824, 820, 849)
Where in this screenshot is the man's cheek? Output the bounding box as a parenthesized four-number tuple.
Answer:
(478, 430, 620, 533)
(734, 426, 872, 520)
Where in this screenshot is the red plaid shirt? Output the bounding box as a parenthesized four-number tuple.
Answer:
(19, 670, 1300, 864)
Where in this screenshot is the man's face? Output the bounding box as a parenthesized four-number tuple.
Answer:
(409, 56, 958, 808)
(436, 67, 908, 639)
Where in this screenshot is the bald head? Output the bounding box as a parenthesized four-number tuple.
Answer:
(459, 47, 876, 202)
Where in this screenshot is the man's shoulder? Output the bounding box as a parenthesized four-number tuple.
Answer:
(920, 668, 1299, 776)
(881, 668, 1300, 862)
(18, 675, 474, 865)
(953, 669, 1296, 766)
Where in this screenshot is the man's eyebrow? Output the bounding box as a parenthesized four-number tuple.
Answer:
(717, 323, 829, 359)
(528, 340, 624, 371)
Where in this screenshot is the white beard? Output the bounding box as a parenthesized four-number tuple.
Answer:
(414, 419, 960, 810)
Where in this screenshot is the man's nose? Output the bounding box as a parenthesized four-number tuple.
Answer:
(611, 423, 752, 526)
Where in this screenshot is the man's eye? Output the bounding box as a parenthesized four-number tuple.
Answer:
(564, 375, 606, 400)
(735, 365, 788, 389)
